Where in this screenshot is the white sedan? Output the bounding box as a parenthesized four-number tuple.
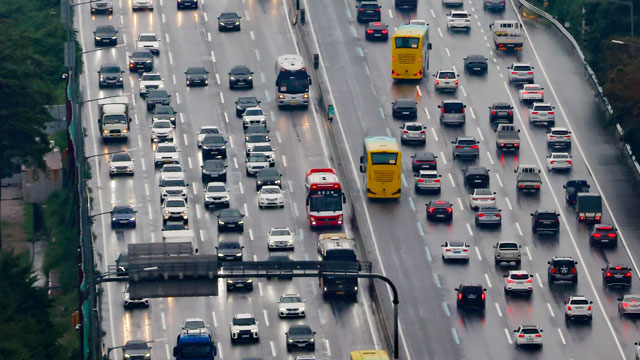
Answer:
(109, 152, 134, 176)
(267, 227, 294, 250)
(518, 84, 544, 102)
(546, 152, 572, 171)
(258, 186, 284, 209)
(197, 126, 221, 147)
(469, 188, 496, 210)
(441, 241, 470, 262)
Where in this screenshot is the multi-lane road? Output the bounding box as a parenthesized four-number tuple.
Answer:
(77, 0, 640, 358)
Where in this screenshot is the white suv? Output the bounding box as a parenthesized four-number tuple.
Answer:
(504, 270, 533, 296)
(564, 295, 592, 321)
(267, 227, 294, 250)
(447, 11, 471, 31)
(159, 174, 188, 202)
(277, 293, 306, 318)
(242, 107, 267, 129)
(469, 188, 496, 210)
(137, 32, 159, 54)
(514, 325, 543, 347)
(138, 72, 164, 98)
(229, 313, 259, 343)
(258, 186, 284, 209)
(154, 143, 179, 167)
(162, 196, 188, 223)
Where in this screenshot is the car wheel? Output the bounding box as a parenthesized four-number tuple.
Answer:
(564, 313, 570, 321)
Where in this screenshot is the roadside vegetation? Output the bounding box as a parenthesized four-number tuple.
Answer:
(529, 0, 640, 152)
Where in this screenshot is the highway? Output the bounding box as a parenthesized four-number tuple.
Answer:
(303, 0, 640, 358)
(76, 0, 383, 359)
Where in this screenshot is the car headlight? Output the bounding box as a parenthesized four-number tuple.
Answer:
(127, 165, 133, 169)
(111, 217, 116, 221)
(251, 328, 258, 333)
(124, 354, 131, 359)
(247, 76, 253, 80)
(151, 133, 158, 138)
(236, 105, 242, 110)
(219, 22, 225, 25)
(111, 36, 117, 39)
(182, 210, 188, 216)
(278, 94, 285, 99)
(145, 354, 150, 359)
(130, 217, 136, 221)
(275, 179, 281, 184)
(229, 76, 235, 80)
(287, 338, 294, 343)
(95, 36, 102, 40)
(118, 77, 123, 81)
(238, 220, 243, 224)
(122, 129, 128, 133)
(235, 21, 240, 25)
(163, 210, 169, 215)
(218, 219, 224, 224)
(235, 252, 242, 256)
(99, 75, 105, 80)
(257, 181, 262, 184)
(232, 329, 239, 334)
(223, 195, 230, 200)
(218, 253, 225, 257)
(303, 93, 309, 99)
(103, 129, 109, 134)
(279, 307, 286, 313)
(246, 279, 252, 283)
(227, 279, 233, 283)
(146, 60, 152, 63)
(287, 239, 293, 244)
(220, 145, 226, 149)
(118, 266, 126, 272)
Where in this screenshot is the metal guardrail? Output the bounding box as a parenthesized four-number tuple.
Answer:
(516, 0, 640, 179)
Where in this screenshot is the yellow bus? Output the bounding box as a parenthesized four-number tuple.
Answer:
(360, 136, 401, 199)
(350, 349, 390, 360)
(391, 24, 432, 80)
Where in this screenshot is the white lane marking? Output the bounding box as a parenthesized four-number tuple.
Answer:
(457, 197, 464, 210)
(417, 222, 424, 236)
(469, 107, 476, 119)
(203, 12, 208, 22)
(275, 131, 282, 143)
(483, 35, 487, 41)
(487, 151, 494, 165)
(176, 92, 181, 104)
(460, 84, 467, 97)
(558, 328, 566, 345)
(433, 273, 441, 287)
(211, 311, 218, 327)
(445, 48, 451, 57)
(388, 8, 393, 17)
(183, 134, 188, 146)
(495, 173, 503, 187)
(535, 273, 544, 288)
(151, 232, 156, 243)
(351, 25, 358, 38)
(477, 127, 484, 141)
(270, 341, 276, 358)
(287, 180, 293, 192)
(495, 303, 503, 317)
(325, 339, 331, 357)
(408, 196, 416, 211)
(145, 183, 150, 197)
(243, 203, 248, 217)
(466, 223, 473, 236)
(148, 204, 153, 220)
(188, 157, 193, 169)
(448, 173, 455, 187)
(137, 135, 143, 149)
(207, 32, 211, 42)
(452, 328, 460, 345)
(401, 173, 407, 187)
(431, 127, 438, 141)
(505, 196, 512, 210)
(547, 303, 555, 317)
(484, 273, 492, 288)
(120, 15, 124, 24)
(141, 158, 146, 171)
(430, 9, 436, 18)
(260, 72, 265, 83)
(423, 107, 431, 119)
(416, 85, 422, 97)
(424, 246, 432, 261)
(263, 309, 270, 326)
(179, 113, 185, 124)
(165, 33, 170, 42)
(165, 344, 171, 360)
(438, 27, 443, 37)
(172, 74, 177, 85)
(161, 13, 166, 23)
(168, 51, 173, 64)
(516, 222, 523, 236)
(504, 328, 512, 344)
(200, 230, 205, 243)
(217, 344, 223, 359)
(244, 9, 250, 20)
(525, 246, 533, 261)
(161, 312, 166, 330)
(239, 182, 244, 194)
(258, 281, 263, 296)
(195, 204, 201, 219)
(210, 50, 216, 63)
(250, 30, 255, 40)
(219, 92, 224, 103)
(255, 49, 261, 61)
(440, 152, 447, 165)
(249, 228, 254, 241)
(475, 247, 482, 261)
(282, 155, 287, 167)
(122, 34, 126, 45)
(292, 202, 298, 217)
(223, 112, 228, 123)
(232, 156, 238, 169)
(228, 135, 233, 148)
(134, 113, 138, 125)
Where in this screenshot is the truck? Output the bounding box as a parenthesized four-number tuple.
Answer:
(98, 96, 130, 141)
(173, 330, 217, 360)
(576, 193, 602, 223)
(490, 20, 525, 51)
(317, 233, 359, 299)
(162, 229, 198, 254)
(514, 165, 541, 192)
(495, 124, 520, 151)
(563, 179, 590, 205)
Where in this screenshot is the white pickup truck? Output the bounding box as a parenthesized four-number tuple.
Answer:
(490, 20, 525, 51)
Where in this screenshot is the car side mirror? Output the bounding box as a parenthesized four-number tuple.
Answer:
(519, 245, 522, 248)
(590, 301, 593, 304)
(214, 246, 218, 250)
(451, 141, 455, 144)
(530, 213, 534, 216)
(539, 330, 543, 332)
(503, 275, 508, 277)
(438, 174, 442, 177)
(513, 330, 517, 333)
(514, 169, 517, 173)
(547, 261, 551, 264)
(438, 105, 442, 108)
(601, 268, 605, 271)
(463, 105, 467, 108)
(454, 287, 459, 291)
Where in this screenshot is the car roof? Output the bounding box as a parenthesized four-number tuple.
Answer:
(551, 256, 575, 261)
(492, 102, 511, 107)
(478, 206, 499, 212)
(509, 270, 529, 275)
(429, 200, 451, 207)
(456, 136, 476, 141)
(186, 67, 207, 73)
(139, 32, 157, 37)
(413, 152, 435, 159)
(465, 166, 488, 174)
(418, 170, 438, 175)
(536, 209, 557, 214)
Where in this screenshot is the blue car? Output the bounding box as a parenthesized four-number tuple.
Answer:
(111, 205, 136, 228)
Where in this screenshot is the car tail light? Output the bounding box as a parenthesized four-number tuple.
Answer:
(392, 69, 399, 75)
(511, 72, 517, 75)
(537, 91, 543, 95)
(500, 143, 505, 147)
(519, 185, 524, 188)
(588, 305, 591, 310)
(447, 208, 452, 213)
(416, 70, 423, 76)
(477, 213, 485, 218)
(567, 306, 572, 311)
(492, 110, 496, 115)
(615, 266, 622, 270)
(417, 179, 424, 183)
(518, 334, 525, 338)
(457, 145, 463, 149)
(608, 233, 617, 238)
(455, 79, 459, 85)
(605, 272, 613, 277)
(490, 197, 495, 201)
(472, 197, 478, 201)
(433, 178, 440, 183)
(376, 8, 380, 11)
(549, 111, 555, 115)
(458, 293, 463, 300)
(462, 107, 465, 114)
(446, 248, 452, 252)
(359, 8, 364, 11)
(595, 215, 601, 221)
(567, 161, 572, 165)
(551, 268, 557, 274)
(442, 108, 445, 114)
(580, 216, 585, 220)
(509, 110, 513, 115)
(367, 29, 374, 34)
(382, 29, 388, 34)
(496, 213, 501, 218)
(623, 303, 630, 308)
(420, 130, 425, 134)
(507, 279, 514, 283)
(549, 135, 555, 139)
(522, 91, 529, 95)
(471, 145, 479, 149)
(550, 161, 555, 164)
(535, 185, 540, 188)
(463, 248, 468, 252)
(571, 267, 577, 274)
(526, 278, 533, 283)
(625, 272, 632, 277)
(532, 111, 538, 114)
(403, 130, 409, 134)
(535, 334, 542, 338)
(481, 293, 485, 300)
(429, 207, 434, 213)
(593, 233, 602, 238)
(527, 71, 534, 74)
(514, 143, 519, 147)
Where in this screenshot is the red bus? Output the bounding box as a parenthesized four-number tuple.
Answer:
(305, 168, 346, 228)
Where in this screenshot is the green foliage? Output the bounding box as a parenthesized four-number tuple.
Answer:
(0, 250, 61, 360)
(0, 0, 68, 179)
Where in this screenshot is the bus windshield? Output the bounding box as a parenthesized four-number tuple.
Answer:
(394, 37, 420, 49)
(276, 70, 309, 94)
(309, 190, 342, 212)
(371, 153, 397, 165)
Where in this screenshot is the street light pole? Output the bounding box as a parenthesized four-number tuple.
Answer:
(604, 0, 634, 62)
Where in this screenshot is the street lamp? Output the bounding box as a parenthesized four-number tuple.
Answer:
(104, 338, 167, 360)
(600, 0, 634, 61)
(86, 148, 136, 160)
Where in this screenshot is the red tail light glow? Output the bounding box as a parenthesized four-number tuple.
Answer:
(526, 278, 533, 283)
(481, 293, 485, 300)
(417, 179, 424, 183)
(471, 145, 479, 149)
(551, 268, 557, 274)
(458, 293, 463, 300)
(625, 272, 632, 277)
(608, 233, 617, 238)
(433, 179, 440, 183)
(567, 306, 572, 311)
(605, 271, 613, 277)
(593, 233, 602, 238)
(571, 267, 577, 274)
(447, 208, 452, 213)
(477, 213, 485, 218)
(367, 29, 374, 34)
(492, 110, 496, 115)
(518, 334, 525, 338)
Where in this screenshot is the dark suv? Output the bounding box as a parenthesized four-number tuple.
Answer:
(201, 134, 227, 159)
(391, 98, 418, 119)
(590, 224, 618, 247)
(602, 264, 632, 287)
(531, 210, 560, 234)
(411, 152, 437, 171)
(426, 200, 453, 222)
(489, 102, 514, 125)
(129, 50, 154, 72)
(463, 166, 490, 188)
(217, 209, 245, 232)
(547, 257, 578, 285)
(356, 1, 382, 23)
(256, 168, 281, 191)
(455, 283, 486, 311)
(439, 100, 466, 126)
(98, 64, 124, 88)
(201, 159, 227, 182)
(146, 90, 171, 111)
(451, 136, 479, 160)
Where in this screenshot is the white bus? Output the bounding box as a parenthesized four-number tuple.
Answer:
(275, 54, 311, 108)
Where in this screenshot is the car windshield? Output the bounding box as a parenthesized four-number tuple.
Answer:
(155, 107, 174, 114)
(103, 114, 126, 125)
(276, 70, 309, 94)
(125, 342, 149, 350)
(467, 55, 485, 62)
(271, 229, 291, 236)
(419, 172, 437, 179)
(157, 145, 176, 153)
(475, 189, 492, 195)
(161, 179, 185, 187)
(200, 127, 219, 135)
(534, 105, 553, 111)
(395, 99, 415, 108)
(220, 210, 241, 218)
(289, 327, 312, 336)
(525, 85, 541, 91)
(510, 273, 530, 280)
(521, 328, 539, 335)
(513, 65, 531, 71)
(139, 35, 157, 42)
(245, 109, 264, 116)
(458, 139, 476, 145)
(166, 200, 184, 207)
(247, 135, 268, 142)
(536, 212, 557, 220)
(371, 153, 397, 165)
(570, 299, 589, 305)
(443, 102, 464, 113)
(132, 51, 152, 59)
(499, 243, 519, 250)
(448, 241, 465, 247)
(261, 187, 281, 194)
(552, 130, 569, 135)
(253, 145, 273, 152)
(153, 121, 171, 129)
(451, 13, 468, 18)
(394, 36, 420, 49)
(280, 296, 302, 303)
(480, 207, 499, 213)
(113, 207, 133, 214)
(309, 190, 343, 212)
(220, 13, 239, 20)
(231, 66, 250, 75)
(184, 320, 206, 329)
(405, 124, 423, 131)
(101, 66, 121, 73)
(142, 74, 161, 81)
(248, 155, 268, 162)
(218, 242, 240, 249)
(553, 154, 570, 159)
(188, 67, 207, 74)
(233, 317, 255, 326)
(112, 154, 131, 162)
(438, 71, 456, 79)
(203, 136, 224, 144)
(207, 185, 226, 192)
(149, 91, 169, 98)
(237, 97, 258, 106)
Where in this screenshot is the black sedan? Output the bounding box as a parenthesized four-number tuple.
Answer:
(426, 200, 453, 222)
(235, 96, 261, 117)
(229, 65, 254, 89)
(217, 209, 245, 232)
(411, 152, 438, 171)
(152, 105, 177, 125)
(218, 12, 241, 31)
(365, 22, 389, 41)
(285, 325, 316, 351)
(94, 25, 118, 46)
(463, 55, 488, 74)
(227, 278, 253, 291)
(185, 67, 209, 87)
(98, 64, 124, 88)
(216, 240, 244, 261)
(201, 159, 227, 182)
(129, 50, 154, 72)
(110, 205, 136, 228)
(256, 168, 281, 191)
(391, 98, 418, 119)
(201, 134, 227, 159)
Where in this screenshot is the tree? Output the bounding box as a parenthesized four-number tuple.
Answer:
(0, 250, 62, 360)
